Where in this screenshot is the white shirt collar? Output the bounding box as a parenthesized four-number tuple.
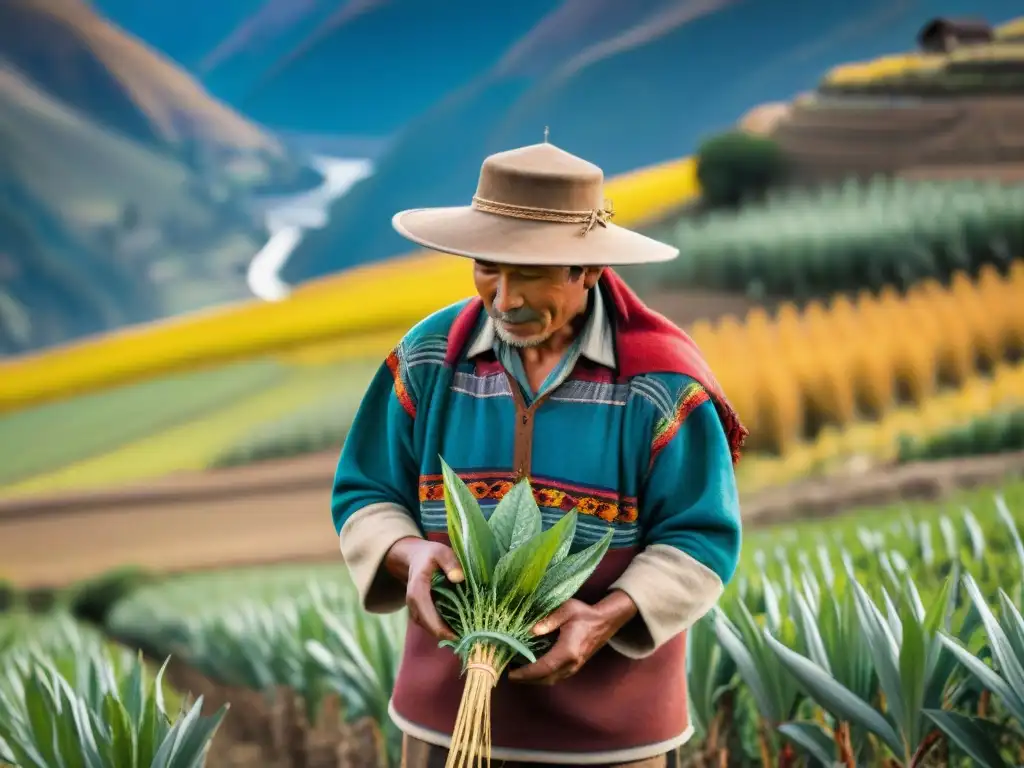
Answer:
(466, 286, 616, 369)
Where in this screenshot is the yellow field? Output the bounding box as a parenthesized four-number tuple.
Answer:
(691, 261, 1024, 456)
(996, 17, 1024, 40)
(0, 157, 699, 415)
(823, 53, 944, 85)
(738, 358, 1024, 491)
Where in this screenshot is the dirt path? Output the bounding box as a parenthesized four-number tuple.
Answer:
(3, 450, 1023, 588)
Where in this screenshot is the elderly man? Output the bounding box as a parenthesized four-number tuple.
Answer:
(331, 141, 746, 767)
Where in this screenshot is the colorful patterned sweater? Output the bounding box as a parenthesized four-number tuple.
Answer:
(331, 269, 745, 764)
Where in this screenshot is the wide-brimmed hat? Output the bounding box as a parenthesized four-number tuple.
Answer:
(391, 142, 679, 266)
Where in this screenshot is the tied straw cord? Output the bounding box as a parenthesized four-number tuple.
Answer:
(465, 662, 499, 686)
(471, 195, 615, 237)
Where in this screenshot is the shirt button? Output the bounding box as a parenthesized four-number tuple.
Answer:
(522, 413, 529, 424)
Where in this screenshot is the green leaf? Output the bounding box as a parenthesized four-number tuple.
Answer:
(713, 609, 776, 723)
(452, 630, 537, 663)
(777, 721, 835, 765)
(508, 481, 543, 551)
(24, 669, 59, 768)
(898, 595, 927, 753)
(922, 710, 1010, 768)
(938, 631, 1024, 722)
(963, 572, 1024, 700)
(493, 512, 577, 604)
(102, 693, 136, 768)
(165, 700, 229, 768)
(486, 480, 532, 555)
(548, 511, 578, 569)
(764, 631, 904, 757)
(441, 459, 500, 588)
(851, 579, 906, 731)
(793, 590, 831, 674)
(138, 658, 172, 764)
(532, 530, 613, 615)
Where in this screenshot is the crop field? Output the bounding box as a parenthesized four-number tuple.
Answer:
(4, 253, 1021, 498)
(0, 358, 377, 497)
(696, 262, 1024, 454)
(0, 359, 286, 489)
(1, 480, 1022, 767)
(628, 178, 1024, 301)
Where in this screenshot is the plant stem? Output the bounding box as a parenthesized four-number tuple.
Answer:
(757, 722, 773, 767)
(978, 689, 991, 718)
(834, 721, 855, 768)
(909, 729, 942, 768)
(446, 644, 499, 768)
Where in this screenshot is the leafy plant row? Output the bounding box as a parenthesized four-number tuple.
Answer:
(98, 488, 1024, 767)
(105, 565, 404, 768)
(898, 406, 1024, 463)
(0, 613, 224, 768)
(632, 177, 1024, 300)
(6, 485, 1022, 767)
(689, 483, 1024, 765)
(208, 402, 353, 470)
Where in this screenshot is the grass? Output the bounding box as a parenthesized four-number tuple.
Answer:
(0, 358, 286, 490)
(0, 358, 378, 497)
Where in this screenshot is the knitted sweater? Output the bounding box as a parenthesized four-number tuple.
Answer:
(332, 269, 745, 764)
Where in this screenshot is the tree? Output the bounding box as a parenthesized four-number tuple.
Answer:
(696, 131, 789, 208)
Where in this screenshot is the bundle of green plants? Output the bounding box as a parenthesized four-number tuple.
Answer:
(430, 461, 613, 768)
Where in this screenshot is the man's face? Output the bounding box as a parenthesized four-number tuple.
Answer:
(473, 261, 602, 348)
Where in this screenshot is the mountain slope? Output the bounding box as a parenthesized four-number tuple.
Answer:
(0, 65, 210, 231)
(282, 0, 1023, 282)
(0, 0, 282, 158)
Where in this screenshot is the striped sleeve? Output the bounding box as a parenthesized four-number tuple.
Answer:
(608, 376, 741, 659)
(384, 343, 417, 418)
(331, 339, 425, 613)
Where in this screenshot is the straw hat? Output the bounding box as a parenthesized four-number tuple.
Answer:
(391, 141, 679, 266)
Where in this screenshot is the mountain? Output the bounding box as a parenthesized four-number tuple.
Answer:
(0, 64, 212, 233)
(281, 0, 1024, 283)
(0, 61, 266, 355)
(0, 0, 286, 166)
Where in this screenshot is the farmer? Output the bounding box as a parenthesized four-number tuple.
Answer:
(331, 140, 746, 767)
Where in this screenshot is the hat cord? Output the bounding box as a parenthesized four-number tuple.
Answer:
(471, 195, 615, 236)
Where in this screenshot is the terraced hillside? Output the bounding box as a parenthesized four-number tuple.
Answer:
(773, 96, 1024, 184)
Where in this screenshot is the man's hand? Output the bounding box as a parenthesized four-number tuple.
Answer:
(507, 591, 638, 686)
(384, 536, 464, 641)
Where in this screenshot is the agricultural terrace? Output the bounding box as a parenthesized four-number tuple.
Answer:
(3, 481, 1024, 766)
(3, 249, 1022, 498)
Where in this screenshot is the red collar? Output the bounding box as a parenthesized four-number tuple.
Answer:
(445, 268, 748, 464)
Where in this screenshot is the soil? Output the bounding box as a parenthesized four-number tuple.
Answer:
(3, 448, 1024, 589)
